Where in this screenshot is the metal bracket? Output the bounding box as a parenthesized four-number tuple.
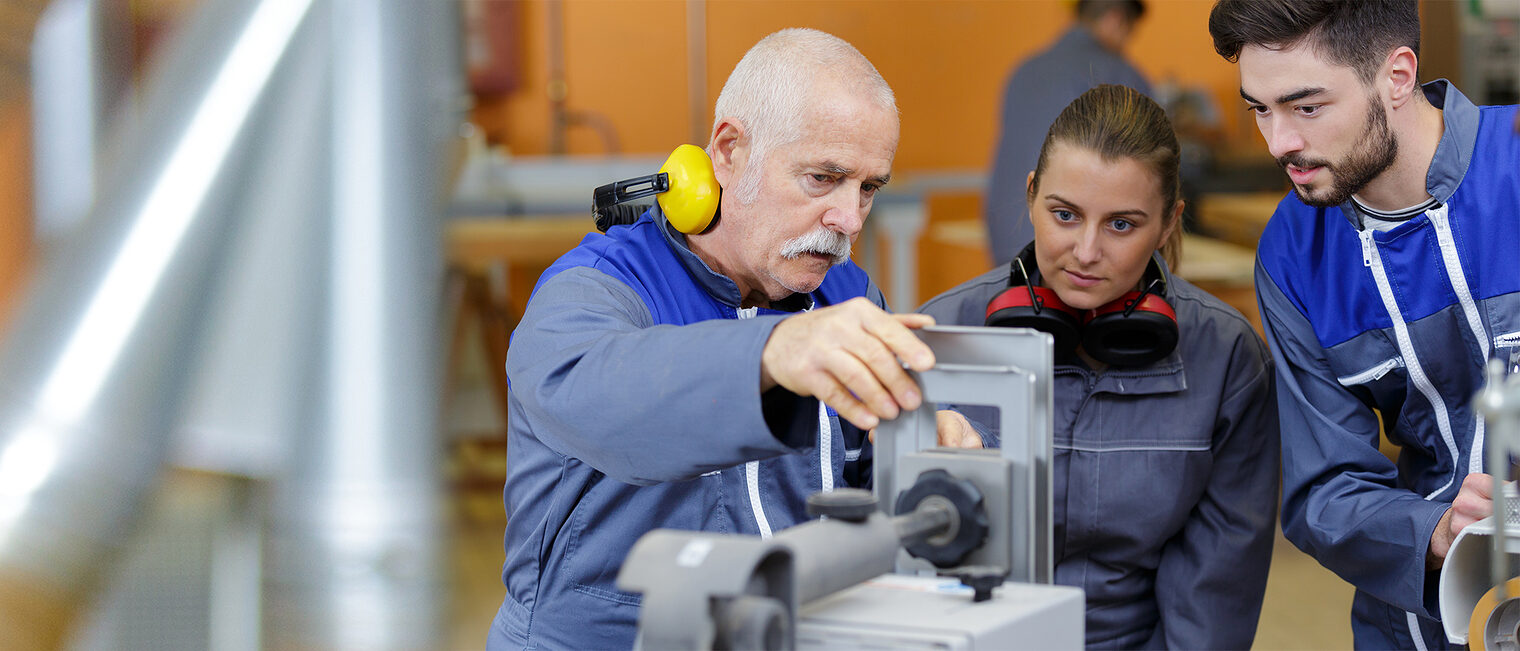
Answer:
(872, 325, 1054, 583)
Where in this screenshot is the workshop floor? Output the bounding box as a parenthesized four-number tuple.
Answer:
(1252, 529, 1355, 648)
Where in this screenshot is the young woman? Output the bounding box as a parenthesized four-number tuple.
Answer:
(919, 84, 1279, 649)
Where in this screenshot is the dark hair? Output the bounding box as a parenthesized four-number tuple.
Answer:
(1077, 0, 1145, 24)
(1026, 85, 1182, 268)
(1208, 0, 1420, 83)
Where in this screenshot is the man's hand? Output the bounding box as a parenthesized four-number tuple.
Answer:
(934, 410, 984, 448)
(1429, 472, 1494, 568)
(867, 409, 986, 449)
(761, 297, 935, 430)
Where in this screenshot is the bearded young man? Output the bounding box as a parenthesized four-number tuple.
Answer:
(1209, 1, 1520, 648)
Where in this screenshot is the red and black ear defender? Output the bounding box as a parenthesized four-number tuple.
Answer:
(593, 144, 721, 234)
(984, 245, 1084, 356)
(985, 243, 1179, 367)
(1082, 255, 1178, 367)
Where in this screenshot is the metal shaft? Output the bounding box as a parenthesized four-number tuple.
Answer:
(894, 499, 955, 546)
(782, 498, 958, 605)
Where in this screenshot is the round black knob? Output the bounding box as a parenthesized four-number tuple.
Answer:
(949, 565, 1008, 603)
(895, 469, 989, 568)
(806, 488, 878, 522)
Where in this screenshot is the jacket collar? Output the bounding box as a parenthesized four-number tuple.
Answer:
(648, 203, 815, 313)
(1420, 79, 1479, 205)
(1338, 79, 1479, 227)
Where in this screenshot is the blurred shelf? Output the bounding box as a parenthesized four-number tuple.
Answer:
(448, 214, 594, 274)
(1195, 191, 1281, 249)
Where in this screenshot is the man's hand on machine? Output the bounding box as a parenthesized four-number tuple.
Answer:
(760, 297, 934, 431)
(1429, 472, 1494, 569)
(932, 410, 984, 448)
(867, 409, 985, 449)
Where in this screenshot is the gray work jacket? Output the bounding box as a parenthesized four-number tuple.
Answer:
(918, 267, 1279, 649)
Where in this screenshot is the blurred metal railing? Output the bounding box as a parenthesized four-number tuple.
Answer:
(2, 0, 466, 647)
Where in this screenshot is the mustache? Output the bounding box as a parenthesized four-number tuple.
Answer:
(1277, 153, 1332, 170)
(779, 228, 852, 266)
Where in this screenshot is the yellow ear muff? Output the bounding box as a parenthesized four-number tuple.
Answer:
(656, 144, 721, 234)
(590, 144, 722, 234)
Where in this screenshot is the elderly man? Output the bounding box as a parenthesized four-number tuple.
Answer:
(487, 28, 939, 649)
(1210, 1, 1520, 647)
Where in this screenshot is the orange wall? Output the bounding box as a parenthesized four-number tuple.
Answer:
(0, 99, 34, 334)
(473, 0, 1247, 170)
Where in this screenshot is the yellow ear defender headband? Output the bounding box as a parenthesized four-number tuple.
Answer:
(592, 144, 720, 234)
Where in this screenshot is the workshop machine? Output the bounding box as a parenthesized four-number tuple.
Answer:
(617, 326, 1084, 650)
(1441, 358, 1520, 649)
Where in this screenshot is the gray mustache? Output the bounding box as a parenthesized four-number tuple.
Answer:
(780, 228, 851, 265)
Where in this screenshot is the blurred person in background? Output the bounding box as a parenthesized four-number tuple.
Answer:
(984, 0, 1152, 266)
(1210, 0, 1520, 647)
(921, 85, 1279, 648)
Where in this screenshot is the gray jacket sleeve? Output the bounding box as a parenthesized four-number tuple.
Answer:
(1258, 259, 1448, 618)
(1149, 321, 1280, 649)
(506, 266, 815, 486)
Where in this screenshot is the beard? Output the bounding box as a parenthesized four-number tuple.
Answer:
(1277, 97, 1399, 208)
(779, 227, 852, 266)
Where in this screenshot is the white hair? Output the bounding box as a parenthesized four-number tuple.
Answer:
(710, 28, 897, 204)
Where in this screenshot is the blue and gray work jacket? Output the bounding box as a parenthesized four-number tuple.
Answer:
(1259, 80, 1520, 650)
(488, 205, 877, 650)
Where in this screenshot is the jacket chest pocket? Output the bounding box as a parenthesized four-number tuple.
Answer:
(1328, 341, 1409, 424)
(1062, 392, 1211, 452)
(1495, 330, 1520, 374)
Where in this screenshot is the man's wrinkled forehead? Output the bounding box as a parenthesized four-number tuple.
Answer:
(793, 88, 898, 150)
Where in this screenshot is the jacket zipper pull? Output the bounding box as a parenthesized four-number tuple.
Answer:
(1360, 230, 1375, 267)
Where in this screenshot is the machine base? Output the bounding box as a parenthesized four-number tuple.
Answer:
(798, 574, 1084, 650)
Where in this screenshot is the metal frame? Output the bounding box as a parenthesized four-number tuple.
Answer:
(872, 325, 1054, 583)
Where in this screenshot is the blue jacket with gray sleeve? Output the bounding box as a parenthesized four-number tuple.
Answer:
(1259, 81, 1520, 650)
(488, 205, 878, 650)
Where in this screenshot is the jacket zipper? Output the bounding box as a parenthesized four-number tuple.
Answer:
(1365, 228, 1445, 651)
(1337, 357, 1403, 386)
(1427, 204, 1490, 475)
(1494, 332, 1520, 375)
(736, 307, 774, 538)
(818, 403, 833, 493)
(738, 304, 834, 537)
(1359, 228, 1461, 500)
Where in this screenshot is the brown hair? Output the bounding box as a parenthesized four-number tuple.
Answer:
(1077, 0, 1145, 24)
(1026, 84, 1183, 269)
(1208, 0, 1420, 84)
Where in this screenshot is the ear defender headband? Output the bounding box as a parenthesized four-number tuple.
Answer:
(984, 242, 1178, 367)
(984, 245, 1084, 357)
(592, 144, 721, 234)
